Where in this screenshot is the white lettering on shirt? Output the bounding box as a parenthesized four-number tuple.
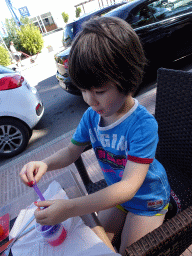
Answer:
(94, 127, 100, 141)
(89, 128, 96, 143)
(117, 136, 126, 151)
(111, 134, 117, 149)
(90, 128, 128, 152)
(100, 134, 110, 147)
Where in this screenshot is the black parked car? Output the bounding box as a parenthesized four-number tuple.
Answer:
(63, 2, 127, 47)
(55, 0, 192, 96)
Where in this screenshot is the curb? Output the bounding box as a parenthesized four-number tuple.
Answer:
(0, 129, 75, 172)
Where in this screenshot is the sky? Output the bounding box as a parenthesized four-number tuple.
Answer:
(0, 0, 106, 23)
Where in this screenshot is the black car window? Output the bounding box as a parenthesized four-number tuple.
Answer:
(62, 3, 126, 47)
(98, 4, 125, 16)
(0, 66, 15, 74)
(63, 24, 73, 47)
(130, 0, 192, 28)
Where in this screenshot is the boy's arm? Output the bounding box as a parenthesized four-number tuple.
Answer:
(70, 160, 149, 215)
(20, 142, 88, 185)
(35, 161, 149, 225)
(43, 142, 88, 171)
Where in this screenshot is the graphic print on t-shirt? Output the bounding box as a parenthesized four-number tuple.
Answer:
(95, 146, 127, 170)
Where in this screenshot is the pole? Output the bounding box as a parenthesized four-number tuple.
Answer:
(82, 4, 85, 13)
(5, 0, 22, 27)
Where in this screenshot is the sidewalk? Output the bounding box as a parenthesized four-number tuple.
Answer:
(8, 29, 65, 74)
(9, 45, 65, 74)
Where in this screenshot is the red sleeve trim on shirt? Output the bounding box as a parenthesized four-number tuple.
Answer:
(128, 155, 153, 164)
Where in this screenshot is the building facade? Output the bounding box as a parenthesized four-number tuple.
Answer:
(31, 12, 59, 34)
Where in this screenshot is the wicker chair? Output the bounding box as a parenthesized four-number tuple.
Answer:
(74, 68, 192, 255)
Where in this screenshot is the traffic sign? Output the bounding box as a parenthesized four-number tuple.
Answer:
(18, 6, 30, 17)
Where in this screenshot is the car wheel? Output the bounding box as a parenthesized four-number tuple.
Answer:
(0, 118, 31, 158)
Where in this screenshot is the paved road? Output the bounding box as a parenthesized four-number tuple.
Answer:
(31, 75, 88, 148)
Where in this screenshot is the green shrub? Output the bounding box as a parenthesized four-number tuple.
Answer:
(62, 12, 69, 23)
(76, 7, 81, 18)
(17, 24, 44, 55)
(0, 45, 11, 66)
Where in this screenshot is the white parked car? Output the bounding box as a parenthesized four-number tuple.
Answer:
(0, 65, 44, 158)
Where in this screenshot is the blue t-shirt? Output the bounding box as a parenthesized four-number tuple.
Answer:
(72, 99, 170, 216)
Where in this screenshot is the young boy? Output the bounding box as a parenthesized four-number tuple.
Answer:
(20, 17, 170, 254)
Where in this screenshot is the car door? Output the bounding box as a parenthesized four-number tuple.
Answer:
(158, 0, 192, 60)
(127, 0, 192, 69)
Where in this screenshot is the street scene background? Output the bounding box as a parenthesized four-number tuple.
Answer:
(1, 26, 191, 168)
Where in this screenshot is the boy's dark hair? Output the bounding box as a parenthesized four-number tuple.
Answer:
(68, 16, 146, 95)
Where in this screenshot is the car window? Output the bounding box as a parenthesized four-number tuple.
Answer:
(63, 3, 126, 47)
(98, 4, 125, 16)
(63, 24, 73, 47)
(0, 66, 15, 74)
(130, 0, 192, 28)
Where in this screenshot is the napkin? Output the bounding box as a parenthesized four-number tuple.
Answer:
(10, 180, 120, 255)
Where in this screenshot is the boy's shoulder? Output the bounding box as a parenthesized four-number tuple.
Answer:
(127, 101, 158, 130)
(125, 103, 158, 143)
(135, 103, 155, 119)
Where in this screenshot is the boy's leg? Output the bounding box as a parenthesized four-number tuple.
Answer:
(91, 224, 116, 253)
(98, 207, 127, 242)
(119, 211, 165, 254)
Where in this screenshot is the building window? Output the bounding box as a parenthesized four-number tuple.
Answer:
(32, 12, 57, 34)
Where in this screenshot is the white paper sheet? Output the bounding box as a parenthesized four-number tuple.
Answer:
(10, 181, 120, 255)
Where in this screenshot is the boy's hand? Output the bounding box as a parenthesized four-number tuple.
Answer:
(20, 161, 48, 187)
(34, 200, 72, 225)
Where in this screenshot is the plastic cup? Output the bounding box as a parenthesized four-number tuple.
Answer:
(36, 223, 67, 246)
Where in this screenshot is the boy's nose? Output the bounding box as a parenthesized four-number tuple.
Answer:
(85, 92, 99, 106)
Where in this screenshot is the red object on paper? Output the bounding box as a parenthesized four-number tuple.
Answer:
(0, 238, 14, 254)
(0, 213, 9, 242)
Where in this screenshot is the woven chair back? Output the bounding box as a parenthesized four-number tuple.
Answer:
(155, 68, 192, 181)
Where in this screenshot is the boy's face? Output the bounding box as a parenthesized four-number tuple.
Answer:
(80, 81, 133, 121)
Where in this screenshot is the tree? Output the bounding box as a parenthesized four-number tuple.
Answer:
(20, 16, 32, 26)
(76, 7, 82, 18)
(4, 17, 32, 51)
(4, 18, 20, 50)
(61, 12, 69, 24)
(17, 24, 44, 55)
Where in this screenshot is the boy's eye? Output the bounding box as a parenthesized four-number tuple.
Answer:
(95, 90, 105, 94)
